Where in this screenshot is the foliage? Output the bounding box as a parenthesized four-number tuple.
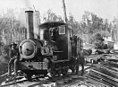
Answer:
(43, 9, 64, 22)
(78, 11, 113, 44)
(111, 18, 118, 42)
(43, 10, 115, 45)
(68, 15, 80, 34)
(0, 9, 27, 47)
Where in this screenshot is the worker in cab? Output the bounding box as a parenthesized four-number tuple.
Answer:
(41, 41, 53, 56)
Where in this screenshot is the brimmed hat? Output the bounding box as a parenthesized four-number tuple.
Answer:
(10, 42, 17, 47)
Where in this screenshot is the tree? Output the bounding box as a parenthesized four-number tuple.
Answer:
(111, 18, 118, 42)
(0, 9, 27, 45)
(79, 11, 112, 44)
(68, 15, 80, 34)
(43, 9, 64, 22)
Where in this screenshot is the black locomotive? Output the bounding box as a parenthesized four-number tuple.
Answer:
(16, 11, 82, 80)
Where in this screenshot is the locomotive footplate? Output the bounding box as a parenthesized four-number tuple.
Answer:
(19, 62, 48, 70)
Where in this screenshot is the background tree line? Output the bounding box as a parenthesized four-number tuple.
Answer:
(0, 9, 118, 53)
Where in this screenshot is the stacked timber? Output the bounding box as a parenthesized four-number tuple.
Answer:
(86, 61, 118, 86)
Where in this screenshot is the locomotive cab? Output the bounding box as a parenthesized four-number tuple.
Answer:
(39, 22, 71, 62)
(39, 22, 65, 41)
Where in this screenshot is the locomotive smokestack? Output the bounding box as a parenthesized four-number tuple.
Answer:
(25, 10, 34, 39)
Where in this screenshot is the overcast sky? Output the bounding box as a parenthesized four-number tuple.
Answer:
(0, 0, 117, 22)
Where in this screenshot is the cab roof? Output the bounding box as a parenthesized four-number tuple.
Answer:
(39, 21, 66, 29)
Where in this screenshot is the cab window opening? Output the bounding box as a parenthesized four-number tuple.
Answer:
(50, 27, 59, 41)
(59, 25, 65, 34)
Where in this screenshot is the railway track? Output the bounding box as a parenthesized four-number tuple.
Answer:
(0, 74, 87, 87)
(86, 61, 118, 87)
(0, 65, 98, 87)
(1, 62, 118, 87)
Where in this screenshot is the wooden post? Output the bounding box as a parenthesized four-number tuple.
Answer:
(62, 0, 68, 23)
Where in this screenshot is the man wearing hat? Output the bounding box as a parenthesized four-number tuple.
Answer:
(76, 49, 85, 75)
(8, 42, 19, 76)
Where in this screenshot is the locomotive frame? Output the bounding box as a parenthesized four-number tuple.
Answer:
(15, 10, 82, 80)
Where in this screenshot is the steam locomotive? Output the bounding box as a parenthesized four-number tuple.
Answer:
(17, 11, 82, 80)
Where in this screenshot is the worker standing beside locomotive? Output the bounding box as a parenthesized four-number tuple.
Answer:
(76, 49, 85, 76)
(8, 42, 19, 77)
(73, 36, 84, 75)
(41, 41, 53, 69)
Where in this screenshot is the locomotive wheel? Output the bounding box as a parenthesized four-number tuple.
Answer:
(69, 65, 76, 74)
(50, 69, 56, 78)
(57, 69, 61, 77)
(62, 68, 68, 76)
(49, 63, 57, 78)
(24, 73, 32, 81)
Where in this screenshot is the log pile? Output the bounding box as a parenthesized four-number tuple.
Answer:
(86, 61, 118, 86)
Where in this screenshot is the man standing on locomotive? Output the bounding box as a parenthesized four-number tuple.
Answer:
(41, 41, 53, 56)
(8, 42, 19, 77)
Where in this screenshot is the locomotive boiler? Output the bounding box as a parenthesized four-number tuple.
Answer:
(17, 10, 82, 80)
